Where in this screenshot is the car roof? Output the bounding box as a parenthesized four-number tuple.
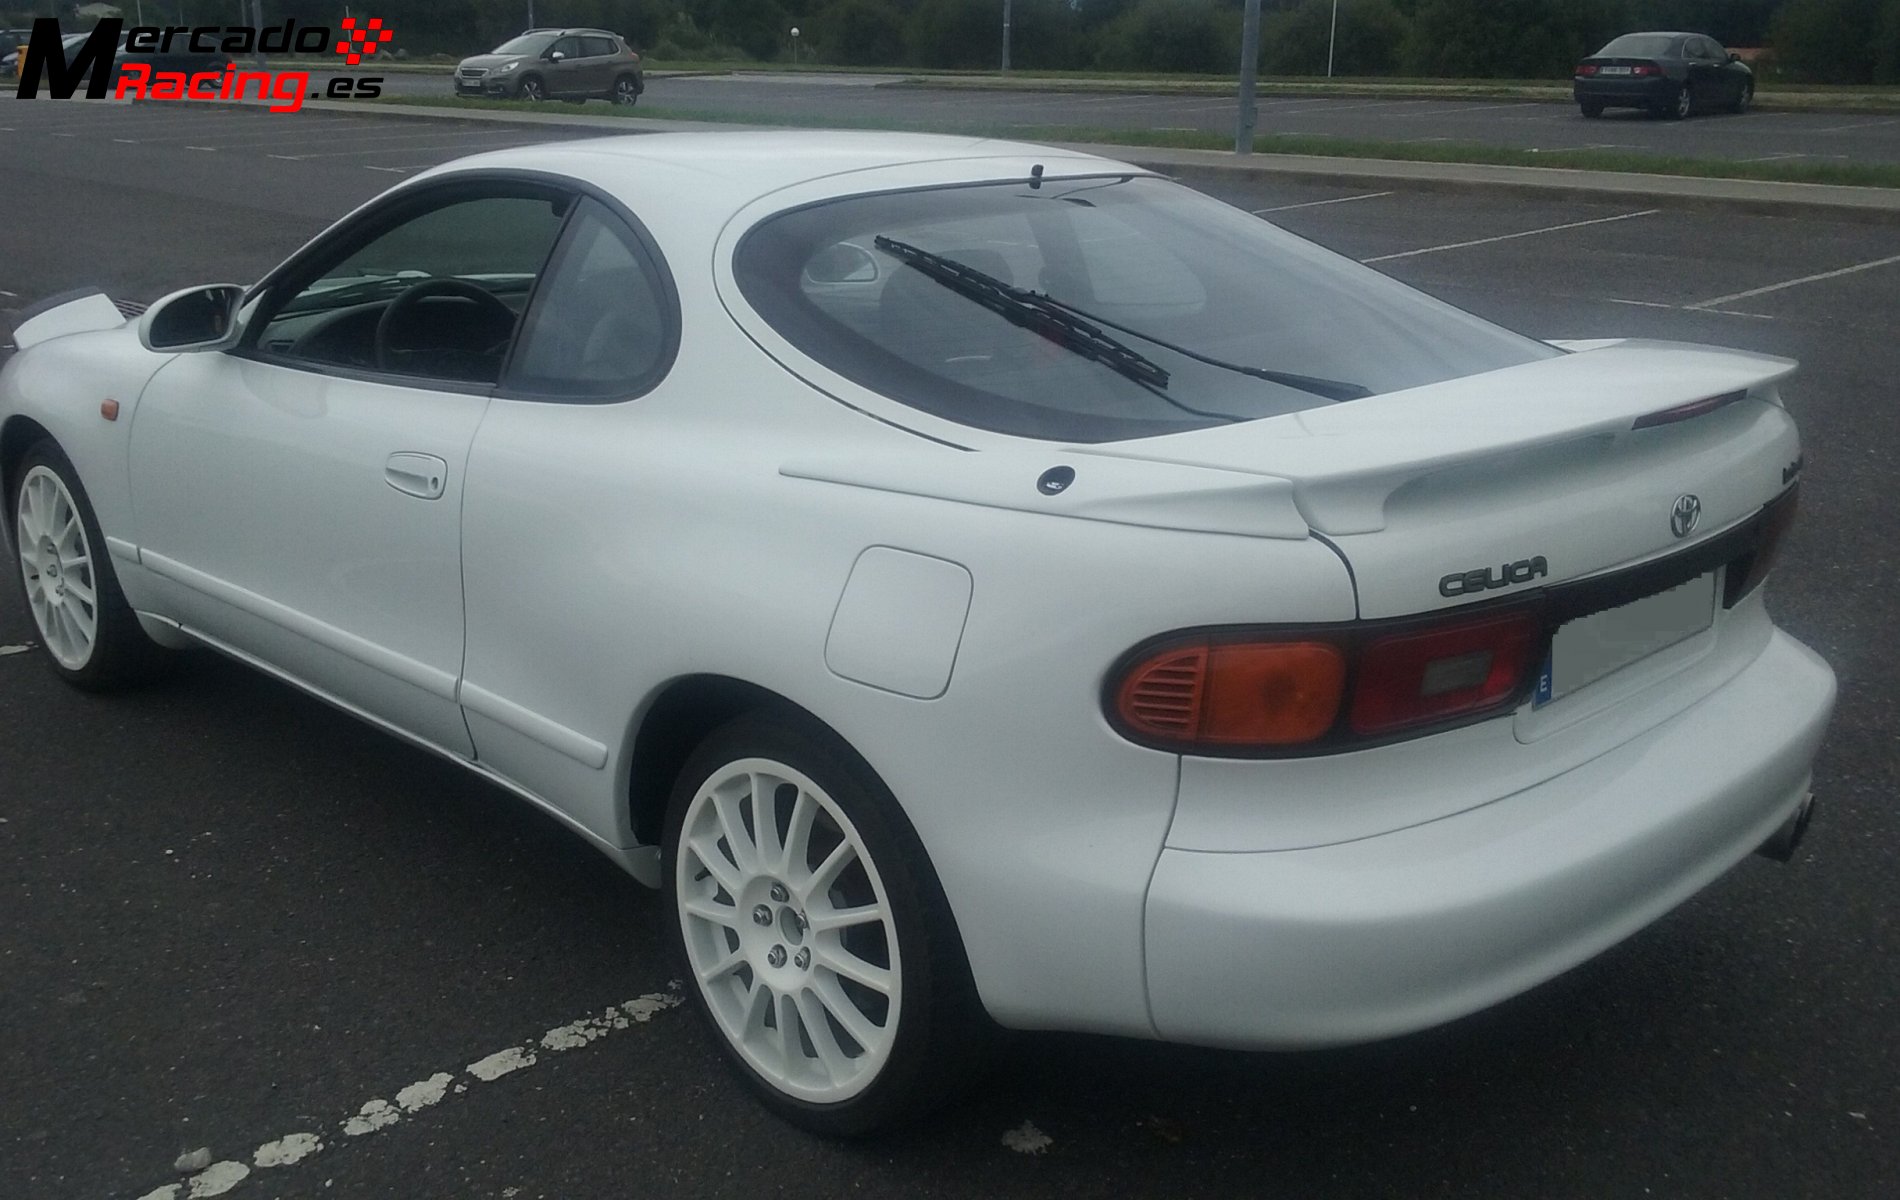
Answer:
(419, 130, 1141, 218)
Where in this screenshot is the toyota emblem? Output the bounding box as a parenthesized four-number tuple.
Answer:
(1670, 494, 1702, 539)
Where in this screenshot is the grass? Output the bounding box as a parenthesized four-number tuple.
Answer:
(371, 94, 1900, 190)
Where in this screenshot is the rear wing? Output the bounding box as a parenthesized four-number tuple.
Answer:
(1089, 340, 1798, 535)
(9, 287, 132, 351)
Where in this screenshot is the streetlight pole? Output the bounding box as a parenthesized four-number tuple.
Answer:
(1001, 0, 1011, 72)
(1327, 0, 1339, 78)
(1235, 0, 1260, 154)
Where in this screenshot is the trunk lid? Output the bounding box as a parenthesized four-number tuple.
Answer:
(1078, 340, 1802, 618)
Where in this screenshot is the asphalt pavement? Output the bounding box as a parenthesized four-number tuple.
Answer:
(1, 100, 1897, 1199)
(347, 69, 1900, 166)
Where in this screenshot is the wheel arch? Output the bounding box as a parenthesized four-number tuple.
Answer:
(0, 415, 56, 541)
(626, 672, 819, 848)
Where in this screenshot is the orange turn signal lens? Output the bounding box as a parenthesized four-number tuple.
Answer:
(1116, 640, 1346, 747)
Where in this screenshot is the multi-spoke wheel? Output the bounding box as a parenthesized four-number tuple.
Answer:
(16, 463, 98, 669)
(9, 440, 170, 688)
(612, 75, 640, 106)
(517, 75, 545, 102)
(663, 713, 989, 1134)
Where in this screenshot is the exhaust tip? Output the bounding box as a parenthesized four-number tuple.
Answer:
(1757, 793, 1815, 863)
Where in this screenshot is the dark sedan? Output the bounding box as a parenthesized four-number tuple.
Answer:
(1574, 32, 1754, 120)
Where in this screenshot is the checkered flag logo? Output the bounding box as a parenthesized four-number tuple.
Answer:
(335, 17, 394, 66)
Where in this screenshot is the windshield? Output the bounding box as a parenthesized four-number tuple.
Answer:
(735, 176, 1555, 442)
(491, 32, 557, 55)
(1598, 34, 1679, 57)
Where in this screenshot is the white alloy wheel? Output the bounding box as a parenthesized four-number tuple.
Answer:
(1675, 85, 1693, 119)
(15, 464, 99, 670)
(674, 756, 901, 1104)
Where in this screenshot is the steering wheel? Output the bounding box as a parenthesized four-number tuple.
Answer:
(374, 278, 518, 376)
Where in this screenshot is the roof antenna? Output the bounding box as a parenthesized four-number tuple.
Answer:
(1029, 163, 1044, 190)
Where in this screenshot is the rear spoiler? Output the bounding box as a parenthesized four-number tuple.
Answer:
(9, 287, 135, 351)
(1084, 340, 1798, 535)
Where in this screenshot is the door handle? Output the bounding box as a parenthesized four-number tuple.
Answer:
(385, 452, 448, 500)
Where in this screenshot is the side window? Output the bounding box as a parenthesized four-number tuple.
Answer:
(551, 35, 583, 59)
(506, 199, 674, 399)
(251, 190, 571, 384)
(582, 35, 618, 58)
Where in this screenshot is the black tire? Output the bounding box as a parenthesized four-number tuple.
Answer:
(1731, 81, 1753, 115)
(516, 75, 545, 102)
(611, 74, 641, 106)
(1580, 101, 1604, 119)
(661, 710, 992, 1136)
(8, 439, 171, 689)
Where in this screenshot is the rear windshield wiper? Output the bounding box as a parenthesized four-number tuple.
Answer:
(873, 235, 1370, 405)
(873, 235, 1171, 391)
(1033, 294, 1373, 403)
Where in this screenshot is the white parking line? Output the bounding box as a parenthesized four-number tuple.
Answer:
(1688, 252, 1900, 310)
(1253, 190, 1393, 214)
(1811, 117, 1899, 134)
(1361, 209, 1661, 263)
(130, 991, 683, 1200)
(1605, 297, 1775, 319)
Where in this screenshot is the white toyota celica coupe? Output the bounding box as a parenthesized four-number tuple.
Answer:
(1, 132, 1836, 1134)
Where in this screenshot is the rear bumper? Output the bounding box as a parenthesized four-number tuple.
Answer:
(1144, 627, 1834, 1047)
(1575, 78, 1674, 106)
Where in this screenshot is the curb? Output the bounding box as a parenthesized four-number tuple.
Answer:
(310, 100, 1900, 224)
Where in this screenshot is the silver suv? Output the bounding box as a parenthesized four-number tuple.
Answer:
(454, 28, 644, 105)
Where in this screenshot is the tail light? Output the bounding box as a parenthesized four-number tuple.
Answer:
(1632, 390, 1747, 430)
(1576, 63, 1598, 75)
(1110, 611, 1536, 753)
(1117, 641, 1346, 746)
(1631, 64, 1661, 76)
(1724, 485, 1799, 606)
(1109, 490, 1798, 756)
(1349, 612, 1539, 736)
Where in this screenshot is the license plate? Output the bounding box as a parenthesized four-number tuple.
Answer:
(1598, 65, 1633, 75)
(1534, 572, 1717, 708)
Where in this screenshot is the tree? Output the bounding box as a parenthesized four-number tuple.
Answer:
(1093, 0, 1240, 74)
(1772, 0, 1884, 81)
(814, 0, 906, 65)
(1260, 0, 1408, 76)
(1402, 0, 1627, 79)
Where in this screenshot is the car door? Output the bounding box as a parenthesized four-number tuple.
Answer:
(128, 180, 575, 757)
(1689, 37, 1724, 104)
(546, 35, 586, 97)
(456, 196, 679, 839)
(580, 35, 621, 94)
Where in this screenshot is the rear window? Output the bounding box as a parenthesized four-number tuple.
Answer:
(1597, 34, 1679, 57)
(734, 176, 1554, 443)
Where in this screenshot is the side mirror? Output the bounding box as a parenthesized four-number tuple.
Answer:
(138, 284, 245, 352)
(1729, 52, 1741, 62)
(548, 49, 565, 61)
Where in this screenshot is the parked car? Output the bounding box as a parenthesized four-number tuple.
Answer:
(1, 27, 33, 76)
(1575, 31, 1754, 119)
(0, 132, 1833, 1134)
(454, 27, 643, 104)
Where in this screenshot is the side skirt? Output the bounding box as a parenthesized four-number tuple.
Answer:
(143, 612, 662, 888)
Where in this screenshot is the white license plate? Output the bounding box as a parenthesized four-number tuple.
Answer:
(1534, 573, 1716, 708)
(1597, 65, 1634, 75)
